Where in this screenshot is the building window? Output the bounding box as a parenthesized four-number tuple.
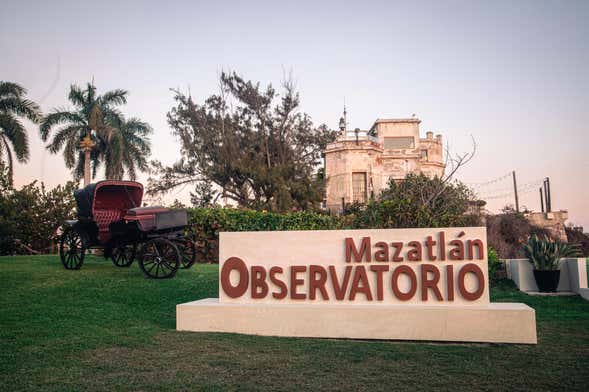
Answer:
(384, 137, 414, 149)
(421, 149, 428, 160)
(352, 172, 367, 203)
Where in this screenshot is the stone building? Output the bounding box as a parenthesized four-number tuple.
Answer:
(324, 116, 445, 212)
(525, 210, 569, 242)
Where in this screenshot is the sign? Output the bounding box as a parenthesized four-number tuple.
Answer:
(219, 228, 489, 305)
(177, 227, 537, 344)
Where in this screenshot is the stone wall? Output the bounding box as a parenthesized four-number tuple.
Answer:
(524, 210, 568, 242)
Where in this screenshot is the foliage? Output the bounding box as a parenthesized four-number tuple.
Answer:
(566, 225, 589, 257)
(487, 246, 503, 284)
(0, 81, 42, 184)
(523, 234, 578, 271)
(148, 71, 337, 212)
(40, 82, 152, 181)
(486, 206, 551, 259)
(188, 207, 338, 263)
(102, 116, 152, 180)
(0, 163, 76, 255)
(190, 181, 217, 207)
(341, 174, 481, 229)
(187, 174, 484, 263)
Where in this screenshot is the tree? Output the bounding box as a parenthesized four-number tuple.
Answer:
(190, 181, 218, 207)
(342, 173, 481, 229)
(148, 72, 337, 211)
(0, 162, 76, 255)
(0, 81, 41, 184)
(102, 116, 152, 180)
(39, 82, 131, 183)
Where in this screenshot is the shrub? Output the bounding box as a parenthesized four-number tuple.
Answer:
(189, 174, 485, 263)
(188, 208, 339, 263)
(565, 226, 589, 257)
(486, 206, 551, 259)
(487, 247, 503, 284)
(0, 163, 77, 255)
(341, 174, 481, 229)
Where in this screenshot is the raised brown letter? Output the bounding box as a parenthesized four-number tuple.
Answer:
(468, 239, 484, 260)
(458, 263, 485, 300)
(407, 241, 422, 261)
(374, 241, 389, 262)
(345, 237, 371, 263)
(370, 265, 389, 300)
(349, 266, 373, 301)
(309, 265, 329, 300)
(251, 266, 268, 299)
(290, 265, 307, 300)
(446, 264, 454, 301)
(330, 266, 353, 300)
(220, 257, 249, 298)
(391, 265, 417, 301)
(269, 266, 287, 299)
(391, 242, 404, 262)
(425, 236, 437, 261)
(421, 264, 443, 301)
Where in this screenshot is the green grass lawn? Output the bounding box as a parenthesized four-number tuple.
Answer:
(1, 256, 588, 391)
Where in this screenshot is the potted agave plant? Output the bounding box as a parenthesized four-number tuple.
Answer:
(523, 235, 576, 292)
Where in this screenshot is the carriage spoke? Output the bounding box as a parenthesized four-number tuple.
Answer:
(160, 258, 175, 270)
(147, 261, 158, 274)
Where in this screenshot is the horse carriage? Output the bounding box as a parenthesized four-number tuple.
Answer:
(59, 180, 195, 279)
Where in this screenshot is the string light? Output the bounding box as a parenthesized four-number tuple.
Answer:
(466, 172, 512, 188)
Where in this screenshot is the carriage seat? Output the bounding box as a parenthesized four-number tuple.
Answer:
(93, 209, 124, 241)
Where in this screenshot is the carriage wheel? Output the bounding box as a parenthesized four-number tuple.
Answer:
(59, 228, 86, 270)
(173, 237, 197, 269)
(138, 238, 180, 279)
(111, 244, 136, 268)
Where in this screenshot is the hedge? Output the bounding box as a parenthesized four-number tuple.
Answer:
(188, 208, 340, 263)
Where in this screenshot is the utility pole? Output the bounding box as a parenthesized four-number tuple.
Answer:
(512, 170, 519, 212)
(545, 177, 552, 212)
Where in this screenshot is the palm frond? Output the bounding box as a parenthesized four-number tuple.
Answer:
(46, 125, 84, 154)
(0, 134, 14, 184)
(40, 109, 85, 141)
(73, 152, 85, 180)
(86, 83, 97, 107)
(0, 97, 42, 123)
(0, 81, 26, 98)
(63, 137, 79, 168)
(123, 153, 137, 180)
(0, 112, 29, 161)
(68, 84, 87, 108)
(101, 89, 128, 107)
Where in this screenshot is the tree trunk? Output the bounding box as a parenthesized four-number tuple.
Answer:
(84, 149, 91, 186)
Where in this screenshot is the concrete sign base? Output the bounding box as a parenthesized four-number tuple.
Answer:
(177, 299, 537, 344)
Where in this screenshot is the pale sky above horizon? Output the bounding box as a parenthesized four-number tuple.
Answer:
(2, 0, 588, 227)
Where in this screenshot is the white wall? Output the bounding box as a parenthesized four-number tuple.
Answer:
(505, 258, 588, 296)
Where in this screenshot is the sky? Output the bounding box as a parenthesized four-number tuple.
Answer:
(1, 0, 588, 227)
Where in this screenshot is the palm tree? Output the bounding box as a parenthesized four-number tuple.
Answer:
(40, 82, 127, 185)
(102, 116, 152, 180)
(0, 82, 41, 184)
